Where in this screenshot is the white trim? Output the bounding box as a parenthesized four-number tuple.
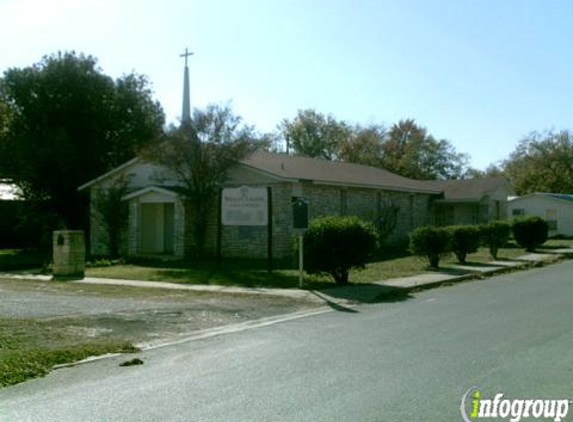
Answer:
(122, 186, 179, 201)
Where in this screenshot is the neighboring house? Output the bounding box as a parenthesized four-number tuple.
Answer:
(508, 193, 573, 237)
(422, 178, 515, 226)
(79, 152, 514, 259)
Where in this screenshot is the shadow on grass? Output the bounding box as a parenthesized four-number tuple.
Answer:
(119, 257, 336, 290)
(0, 249, 49, 272)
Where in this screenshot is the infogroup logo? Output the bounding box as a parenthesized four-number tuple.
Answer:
(460, 387, 571, 422)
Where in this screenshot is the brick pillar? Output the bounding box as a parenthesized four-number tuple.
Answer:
(53, 230, 85, 280)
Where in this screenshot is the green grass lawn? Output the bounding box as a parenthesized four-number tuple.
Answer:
(0, 318, 137, 387)
(85, 241, 557, 289)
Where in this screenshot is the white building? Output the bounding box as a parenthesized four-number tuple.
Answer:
(507, 193, 573, 237)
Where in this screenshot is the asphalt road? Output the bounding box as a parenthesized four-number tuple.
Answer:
(1, 261, 573, 421)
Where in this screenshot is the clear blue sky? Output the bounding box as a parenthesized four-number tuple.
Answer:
(1, 0, 572, 170)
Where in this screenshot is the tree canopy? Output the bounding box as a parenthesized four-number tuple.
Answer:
(338, 124, 386, 168)
(279, 111, 469, 180)
(280, 109, 351, 160)
(0, 52, 165, 229)
(380, 119, 469, 180)
(502, 130, 573, 195)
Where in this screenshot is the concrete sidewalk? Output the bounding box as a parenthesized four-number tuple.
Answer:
(1, 249, 571, 306)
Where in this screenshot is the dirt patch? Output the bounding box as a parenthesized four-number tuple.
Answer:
(0, 278, 321, 348)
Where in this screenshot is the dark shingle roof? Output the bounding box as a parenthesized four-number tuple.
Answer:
(546, 193, 573, 202)
(240, 151, 441, 194)
(421, 177, 509, 201)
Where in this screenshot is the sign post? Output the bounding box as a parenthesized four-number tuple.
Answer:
(292, 198, 309, 288)
(298, 233, 304, 288)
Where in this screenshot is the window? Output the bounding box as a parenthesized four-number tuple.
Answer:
(512, 208, 525, 217)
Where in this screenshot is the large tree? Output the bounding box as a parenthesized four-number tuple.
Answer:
(280, 109, 352, 160)
(0, 52, 164, 229)
(144, 104, 259, 258)
(338, 124, 386, 168)
(381, 119, 468, 180)
(502, 130, 573, 195)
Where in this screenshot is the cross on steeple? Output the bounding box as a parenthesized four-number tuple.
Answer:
(180, 47, 193, 125)
(180, 48, 193, 67)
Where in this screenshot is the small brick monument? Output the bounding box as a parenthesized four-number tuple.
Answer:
(52, 230, 85, 280)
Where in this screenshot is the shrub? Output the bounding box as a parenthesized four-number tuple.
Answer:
(409, 226, 452, 269)
(479, 221, 511, 259)
(303, 216, 377, 285)
(512, 216, 549, 252)
(448, 225, 481, 264)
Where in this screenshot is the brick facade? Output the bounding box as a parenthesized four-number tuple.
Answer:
(83, 154, 510, 260)
(186, 183, 434, 259)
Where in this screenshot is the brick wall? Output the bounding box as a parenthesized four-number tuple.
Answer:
(93, 181, 433, 260)
(203, 183, 433, 259)
(53, 230, 85, 278)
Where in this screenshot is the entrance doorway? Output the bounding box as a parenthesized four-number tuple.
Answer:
(139, 203, 175, 254)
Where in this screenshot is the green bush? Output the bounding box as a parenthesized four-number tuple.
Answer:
(512, 216, 549, 252)
(479, 221, 511, 259)
(303, 216, 377, 285)
(448, 225, 481, 264)
(409, 226, 452, 269)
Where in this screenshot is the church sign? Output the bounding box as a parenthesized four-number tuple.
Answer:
(222, 186, 268, 226)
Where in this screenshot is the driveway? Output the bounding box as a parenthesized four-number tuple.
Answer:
(0, 278, 320, 347)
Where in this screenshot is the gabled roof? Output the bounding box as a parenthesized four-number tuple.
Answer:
(421, 177, 511, 202)
(122, 186, 182, 201)
(78, 157, 140, 191)
(509, 192, 573, 204)
(240, 151, 441, 193)
(78, 150, 442, 195)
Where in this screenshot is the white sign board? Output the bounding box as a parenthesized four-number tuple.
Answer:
(222, 186, 268, 226)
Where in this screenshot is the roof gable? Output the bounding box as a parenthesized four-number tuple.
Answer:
(123, 186, 180, 201)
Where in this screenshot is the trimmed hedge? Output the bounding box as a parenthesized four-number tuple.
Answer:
(479, 221, 511, 259)
(449, 225, 481, 264)
(409, 226, 452, 269)
(512, 216, 549, 252)
(303, 216, 377, 285)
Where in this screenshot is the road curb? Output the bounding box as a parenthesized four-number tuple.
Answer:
(51, 307, 333, 370)
(401, 253, 564, 295)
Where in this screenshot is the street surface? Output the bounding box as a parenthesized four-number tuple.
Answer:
(1, 261, 573, 421)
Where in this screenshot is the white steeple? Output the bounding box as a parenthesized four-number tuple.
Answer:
(180, 48, 193, 125)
